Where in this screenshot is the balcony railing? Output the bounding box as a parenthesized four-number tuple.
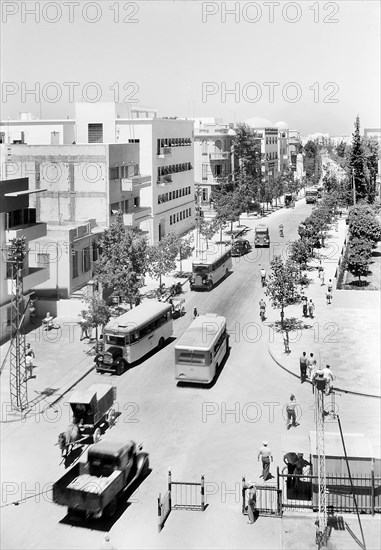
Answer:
(6, 222, 47, 242)
(157, 147, 172, 158)
(209, 151, 230, 161)
(123, 207, 152, 226)
(121, 175, 151, 192)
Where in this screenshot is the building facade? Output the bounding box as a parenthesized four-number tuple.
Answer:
(244, 117, 284, 182)
(0, 178, 48, 343)
(192, 118, 237, 204)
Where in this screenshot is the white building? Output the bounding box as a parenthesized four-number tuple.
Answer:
(192, 118, 237, 204)
(244, 117, 286, 181)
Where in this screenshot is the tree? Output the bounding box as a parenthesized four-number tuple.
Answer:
(362, 136, 379, 204)
(93, 212, 148, 307)
(348, 204, 381, 243)
(81, 292, 111, 350)
(289, 239, 313, 271)
(213, 182, 248, 232)
(266, 256, 301, 328)
(346, 238, 372, 284)
(176, 235, 194, 275)
(349, 116, 367, 202)
(146, 233, 179, 289)
(233, 123, 262, 189)
(199, 219, 216, 250)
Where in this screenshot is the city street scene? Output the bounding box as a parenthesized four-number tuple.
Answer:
(1, 1, 380, 549)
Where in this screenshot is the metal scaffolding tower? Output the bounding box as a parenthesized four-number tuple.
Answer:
(314, 374, 329, 548)
(6, 237, 28, 411)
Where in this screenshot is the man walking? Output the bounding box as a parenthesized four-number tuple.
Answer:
(322, 364, 334, 395)
(286, 395, 299, 430)
(308, 299, 315, 318)
(326, 289, 332, 305)
(258, 441, 273, 481)
(299, 352, 307, 383)
(245, 482, 257, 524)
(302, 296, 308, 317)
(320, 268, 325, 286)
(307, 353, 317, 381)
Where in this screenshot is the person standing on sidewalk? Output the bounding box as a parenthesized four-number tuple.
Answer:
(302, 296, 308, 317)
(322, 364, 334, 395)
(193, 307, 199, 320)
(25, 354, 35, 381)
(245, 482, 257, 524)
(258, 441, 273, 481)
(320, 268, 325, 286)
(307, 353, 317, 381)
(326, 289, 332, 305)
(299, 352, 307, 383)
(308, 299, 315, 318)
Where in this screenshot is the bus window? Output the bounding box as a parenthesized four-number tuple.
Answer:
(106, 335, 126, 346)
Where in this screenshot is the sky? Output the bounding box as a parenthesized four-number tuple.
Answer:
(1, 0, 380, 135)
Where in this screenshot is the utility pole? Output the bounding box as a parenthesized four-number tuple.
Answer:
(5, 237, 29, 411)
(314, 373, 329, 549)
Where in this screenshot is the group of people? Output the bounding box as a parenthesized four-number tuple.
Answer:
(301, 296, 315, 318)
(299, 351, 334, 394)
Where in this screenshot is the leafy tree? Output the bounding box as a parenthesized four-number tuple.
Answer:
(93, 212, 148, 307)
(266, 256, 301, 328)
(176, 235, 194, 275)
(213, 182, 249, 231)
(362, 136, 379, 204)
(348, 204, 381, 243)
(146, 233, 179, 289)
(346, 238, 372, 284)
(303, 140, 318, 180)
(233, 123, 262, 189)
(289, 239, 313, 271)
(81, 292, 111, 350)
(349, 116, 367, 202)
(199, 219, 216, 250)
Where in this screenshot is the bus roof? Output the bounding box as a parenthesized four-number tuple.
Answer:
(175, 314, 226, 350)
(192, 245, 231, 266)
(104, 301, 171, 334)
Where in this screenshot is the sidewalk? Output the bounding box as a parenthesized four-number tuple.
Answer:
(267, 217, 381, 398)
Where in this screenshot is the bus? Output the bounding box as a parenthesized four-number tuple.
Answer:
(305, 188, 318, 204)
(189, 246, 232, 291)
(254, 224, 270, 247)
(175, 313, 228, 384)
(95, 302, 173, 375)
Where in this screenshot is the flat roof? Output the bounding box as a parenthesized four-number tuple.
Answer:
(105, 301, 171, 333)
(68, 383, 113, 404)
(192, 246, 231, 265)
(175, 314, 226, 349)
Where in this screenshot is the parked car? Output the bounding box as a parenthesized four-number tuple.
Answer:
(231, 239, 252, 257)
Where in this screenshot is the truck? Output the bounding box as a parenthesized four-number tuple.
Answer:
(254, 224, 270, 247)
(53, 440, 149, 519)
(305, 188, 318, 204)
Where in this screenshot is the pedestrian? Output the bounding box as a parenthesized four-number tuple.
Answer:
(299, 352, 307, 383)
(245, 481, 257, 524)
(26, 343, 35, 359)
(294, 454, 311, 487)
(306, 353, 317, 381)
(286, 394, 299, 430)
(193, 307, 199, 320)
(25, 354, 35, 381)
(308, 299, 315, 318)
(322, 364, 334, 395)
(134, 294, 141, 307)
(302, 296, 308, 317)
(327, 279, 333, 297)
(320, 268, 325, 286)
(283, 452, 298, 489)
(78, 316, 89, 341)
(258, 441, 273, 481)
(326, 289, 332, 305)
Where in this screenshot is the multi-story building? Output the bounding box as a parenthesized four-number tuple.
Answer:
(0, 177, 48, 343)
(274, 121, 290, 175)
(289, 130, 303, 180)
(75, 103, 195, 243)
(243, 117, 284, 182)
(192, 118, 237, 204)
(1, 103, 195, 244)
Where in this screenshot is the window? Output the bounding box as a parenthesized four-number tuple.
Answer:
(170, 215, 173, 225)
(92, 243, 99, 262)
(214, 165, 222, 176)
(88, 123, 103, 143)
(213, 329, 226, 356)
(202, 164, 208, 180)
(110, 167, 119, 180)
(177, 213, 179, 222)
(180, 212, 183, 221)
(202, 188, 208, 201)
(72, 250, 79, 278)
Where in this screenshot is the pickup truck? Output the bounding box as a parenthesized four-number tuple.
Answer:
(53, 440, 149, 518)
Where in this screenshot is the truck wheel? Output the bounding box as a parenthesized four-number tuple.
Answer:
(207, 281, 213, 291)
(104, 497, 118, 518)
(93, 428, 101, 443)
(157, 337, 165, 350)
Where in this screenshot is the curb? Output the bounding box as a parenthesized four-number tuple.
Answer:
(267, 342, 381, 400)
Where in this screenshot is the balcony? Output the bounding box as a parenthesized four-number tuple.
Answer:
(123, 207, 152, 226)
(210, 151, 230, 161)
(157, 175, 173, 185)
(7, 266, 49, 294)
(121, 175, 151, 192)
(6, 222, 47, 242)
(157, 147, 172, 158)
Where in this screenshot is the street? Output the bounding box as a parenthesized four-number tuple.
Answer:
(1, 201, 380, 549)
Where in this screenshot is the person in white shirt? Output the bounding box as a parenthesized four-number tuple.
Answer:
(258, 441, 273, 480)
(322, 364, 334, 395)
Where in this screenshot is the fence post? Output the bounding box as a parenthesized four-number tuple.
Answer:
(158, 493, 162, 533)
(168, 469, 172, 512)
(371, 470, 375, 516)
(201, 475, 205, 511)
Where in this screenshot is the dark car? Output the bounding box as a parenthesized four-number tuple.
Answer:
(231, 239, 252, 257)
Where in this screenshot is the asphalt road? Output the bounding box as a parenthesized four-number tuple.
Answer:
(2, 201, 379, 550)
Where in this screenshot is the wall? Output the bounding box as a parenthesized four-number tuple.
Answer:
(0, 121, 75, 145)
(75, 103, 117, 144)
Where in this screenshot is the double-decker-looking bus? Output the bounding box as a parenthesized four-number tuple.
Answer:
(96, 302, 173, 374)
(175, 313, 228, 384)
(190, 246, 232, 291)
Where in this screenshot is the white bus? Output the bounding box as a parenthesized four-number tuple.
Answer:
(190, 246, 232, 291)
(95, 302, 173, 375)
(175, 313, 228, 384)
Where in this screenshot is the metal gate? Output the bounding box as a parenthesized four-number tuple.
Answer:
(242, 476, 282, 517)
